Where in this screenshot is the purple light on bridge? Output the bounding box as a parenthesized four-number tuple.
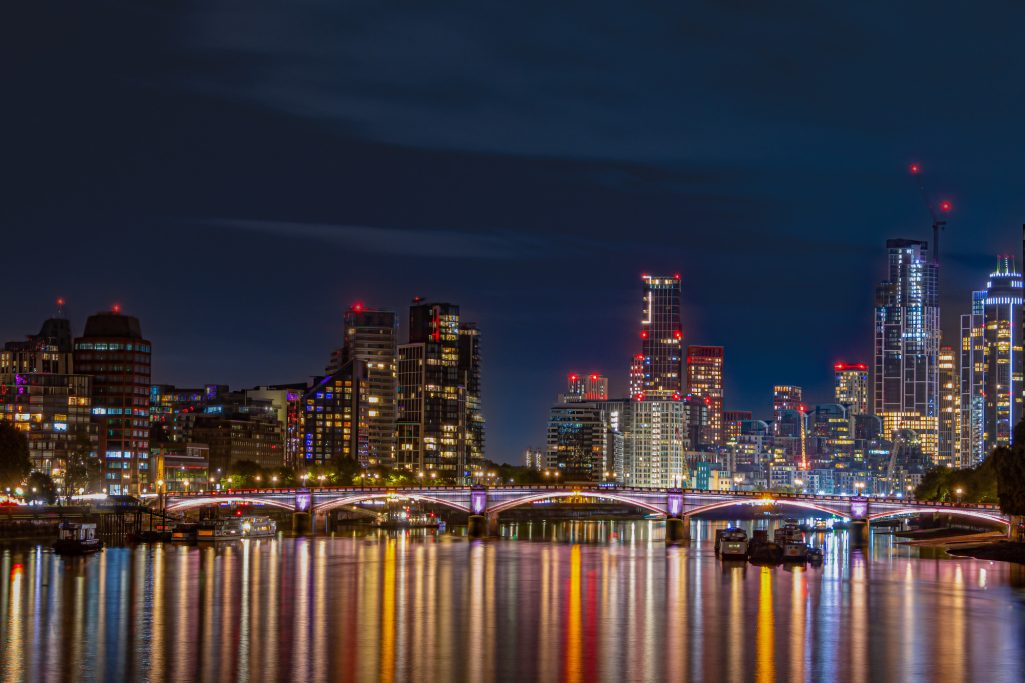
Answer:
(667, 491, 683, 517)
(471, 489, 487, 515)
(295, 493, 311, 512)
(850, 500, 867, 520)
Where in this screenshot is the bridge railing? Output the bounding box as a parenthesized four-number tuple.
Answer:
(160, 485, 1002, 511)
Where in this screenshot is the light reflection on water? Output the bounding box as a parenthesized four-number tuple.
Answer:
(1, 520, 1024, 683)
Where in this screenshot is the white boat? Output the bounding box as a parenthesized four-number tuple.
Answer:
(197, 519, 243, 542)
(241, 516, 277, 538)
(53, 522, 103, 555)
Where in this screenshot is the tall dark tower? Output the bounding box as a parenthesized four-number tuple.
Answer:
(638, 274, 683, 399)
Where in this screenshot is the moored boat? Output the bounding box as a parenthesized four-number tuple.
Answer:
(53, 522, 103, 555)
(197, 519, 243, 542)
(782, 541, 809, 563)
(719, 528, 749, 560)
(241, 516, 277, 538)
(171, 522, 199, 543)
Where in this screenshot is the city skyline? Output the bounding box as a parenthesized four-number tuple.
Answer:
(7, 4, 1025, 464)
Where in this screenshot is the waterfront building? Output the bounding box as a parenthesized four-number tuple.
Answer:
(874, 239, 940, 459)
(623, 399, 687, 488)
(638, 274, 683, 399)
(396, 300, 484, 478)
(0, 372, 96, 488)
(982, 257, 1024, 454)
(937, 346, 960, 467)
(545, 403, 610, 480)
(151, 442, 209, 492)
(73, 308, 152, 495)
(682, 394, 710, 451)
(960, 291, 986, 467)
(191, 411, 283, 473)
(245, 385, 305, 469)
(326, 305, 397, 465)
(459, 322, 485, 469)
(833, 363, 869, 416)
(686, 346, 724, 445)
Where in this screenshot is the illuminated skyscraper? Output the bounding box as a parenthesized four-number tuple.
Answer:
(686, 345, 724, 445)
(874, 239, 940, 459)
(833, 363, 868, 416)
(396, 299, 484, 479)
(325, 304, 397, 465)
(959, 291, 986, 467)
(982, 257, 1024, 453)
(937, 346, 960, 467)
(772, 385, 802, 433)
(628, 354, 645, 398)
(638, 274, 683, 399)
(73, 307, 152, 495)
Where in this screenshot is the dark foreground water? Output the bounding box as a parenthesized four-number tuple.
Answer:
(2, 520, 1024, 682)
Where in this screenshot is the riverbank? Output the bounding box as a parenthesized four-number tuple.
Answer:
(948, 542, 1025, 565)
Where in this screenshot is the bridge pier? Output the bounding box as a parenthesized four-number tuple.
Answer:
(849, 498, 870, 547)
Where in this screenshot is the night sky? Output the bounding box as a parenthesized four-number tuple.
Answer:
(5, 2, 1025, 462)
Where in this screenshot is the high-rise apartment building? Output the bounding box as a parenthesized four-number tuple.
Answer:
(545, 403, 610, 480)
(624, 399, 687, 487)
(937, 347, 960, 467)
(686, 346, 724, 446)
(638, 274, 683, 399)
(723, 410, 752, 445)
(566, 373, 609, 401)
(73, 308, 152, 495)
(874, 239, 940, 458)
(982, 258, 1024, 453)
(459, 322, 485, 468)
(833, 363, 869, 416)
(326, 305, 398, 465)
(960, 291, 986, 467)
(396, 299, 483, 478)
(772, 385, 803, 437)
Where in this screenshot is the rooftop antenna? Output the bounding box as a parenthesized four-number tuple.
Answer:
(55, 297, 65, 318)
(908, 163, 952, 265)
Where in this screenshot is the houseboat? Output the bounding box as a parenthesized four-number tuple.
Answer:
(52, 522, 103, 555)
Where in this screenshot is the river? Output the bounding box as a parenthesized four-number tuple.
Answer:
(2, 520, 1023, 682)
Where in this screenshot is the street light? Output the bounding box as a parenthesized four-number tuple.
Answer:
(955, 487, 964, 504)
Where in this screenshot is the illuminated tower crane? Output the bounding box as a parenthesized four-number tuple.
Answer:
(908, 163, 952, 266)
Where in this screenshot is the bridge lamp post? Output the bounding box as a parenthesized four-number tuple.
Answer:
(955, 487, 964, 504)
(794, 478, 804, 494)
(317, 474, 326, 488)
(418, 471, 424, 490)
(854, 481, 865, 497)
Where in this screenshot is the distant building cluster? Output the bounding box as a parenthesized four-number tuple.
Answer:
(531, 228, 1025, 495)
(0, 298, 485, 495)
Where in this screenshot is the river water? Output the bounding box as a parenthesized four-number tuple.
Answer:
(2, 520, 1024, 682)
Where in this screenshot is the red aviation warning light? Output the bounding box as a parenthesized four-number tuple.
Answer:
(909, 163, 921, 175)
(112, 303, 121, 314)
(568, 373, 579, 382)
(589, 373, 598, 381)
(56, 297, 65, 307)
(640, 330, 649, 339)
(351, 302, 364, 312)
(939, 200, 952, 213)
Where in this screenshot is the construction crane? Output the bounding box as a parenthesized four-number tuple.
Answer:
(909, 163, 952, 265)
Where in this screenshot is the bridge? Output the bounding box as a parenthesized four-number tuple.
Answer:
(156, 485, 1013, 543)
